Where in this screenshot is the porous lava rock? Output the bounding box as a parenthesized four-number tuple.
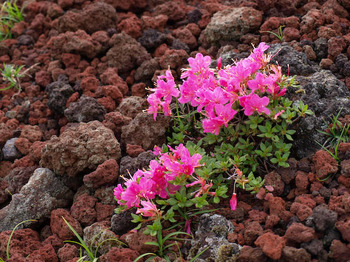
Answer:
(202, 7, 262, 46)
(0, 168, 73, 231)
(188, 213, 240, 261)
(121, 112, 170, 150)
(40, 121, 121, 177)
(83, 159, 119, 189)
(49, 30, 103, 59)
(64, 95, 106, 122)
(46, 75, 75, 115)
(57, 2, 117, 34)
(106, 33, 151, 74)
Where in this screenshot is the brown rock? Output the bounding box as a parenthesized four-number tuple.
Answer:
(50, 208, 83, 241)
(328, 37, 347, 60)
(290, 202, 312, 221)
(243, 221, 263, 245)
(281, 246, 311, 262)
(0, 123, 14, 147)
(83, 159, 119, 189)
(71, 194, 97, 226)
(57, 2, 117, 34)
(283, 27, 300, 42)
(285, 223, 315, 244)
(336, 218, 350, 242)
(255, 232, 286, 260)
(312, 150, 338, 180)
(99, 247, 140, 262)
(14, 137, 32, 155)
(159, 49, 189, 69)
(237, 246, 267, 262)
(40, 121, 121, 177)
(26, 244, 58, 262)
(117, 14, 142, 39)
(95, 203, 115, 222)
(329, 239, 350, 262)
(57, 244, 78, 262)
(0, 228, 41, 259)
(265, 171, 284, 196)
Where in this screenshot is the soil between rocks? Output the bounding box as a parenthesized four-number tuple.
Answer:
(1, 0, 350, 261)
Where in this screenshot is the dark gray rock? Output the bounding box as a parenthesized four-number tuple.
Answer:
(119, 151, 155, 181)
(134, 58, 160, 84)
(5, 166, 38, 195)
(111, 209, 135, 236)
(268, 43, 318, 76)
(17, 35, 35, 46)
(188, 213, 240, 262)
(313, 38, 328, 60)
(138, 29, 167, 50)
(187, 8, 202, 24)
(312, 205, 338, 232)
(0, 168, 73, 231)
(64, 95, 106, 122)
(171, 38, 190, 54)
(324, 229, 341, 248)
(301, 239, 323, 256)
(121, 112, 170, 150)
(2, 138, 22, 161)
(291, 70, 350, 158)
(46, 75, 74, 115)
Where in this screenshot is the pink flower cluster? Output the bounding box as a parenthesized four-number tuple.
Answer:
(147, 43, 287, 135)
(114, 144, 213, 216)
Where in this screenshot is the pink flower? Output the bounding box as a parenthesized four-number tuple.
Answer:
(136, 200, 160, 218)
(240, 94, 270, 116)
(274, 110, 285, 120)
(214, 103, 237, 127)
(247, 73, 268, 92)
(217, 57, 222, 70)
(230, 193, 237, 210)
(202, 117, 225, 135)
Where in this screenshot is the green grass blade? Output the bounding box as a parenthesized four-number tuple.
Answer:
(7, 219, 37, 259)
(62, 217, 95, 261)
(134, 252, 157, 262)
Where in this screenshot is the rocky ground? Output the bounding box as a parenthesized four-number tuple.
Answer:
(1, 0, 350, 261)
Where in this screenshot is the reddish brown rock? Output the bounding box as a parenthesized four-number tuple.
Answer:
(99, 247, 140, 262)
(14, 137, 32, 155)
(126, 144, 145, 157)
(0, 123, 14, 147)
(300, 9, 325, 35)
(264, 171, 284, 196)
(159, 49, 189, 69)
(328, 37, 347, 60)
(118, 14, 142, 39)
(57, 2, 117, 34)
(312, 150, 338, 180)
(336, 218, 350, 242)
(26, 244, 58, 262)
(50, 208, 83, 241)
(255, 232, 286, 260)
(97, 85, 123, 103)
(329, 239, 350, 262)
(283, 27, 300, 42)
(35, 71, 52, 88)
(0, 228, 41, 259)
(83, 159, 119, 189)
(290, 202, 312, 221)
(281, 246, 311, 262)
(57, 244, 78, 262)
(295, 171, 309, 193)
(42, 234, 64, 252)
(95, 203, 115, 222)
(285, 223, 315, 244)
(121, 228, 158, 254)
(70, 193, 97, 226)
(243, 221, 263, 245)
(153, 1, 186, 22)
(61, 53, 81, 68)
(173, 28, 197, 50)
(40, 121, 121, 177)
(237, 246, 267, 262)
